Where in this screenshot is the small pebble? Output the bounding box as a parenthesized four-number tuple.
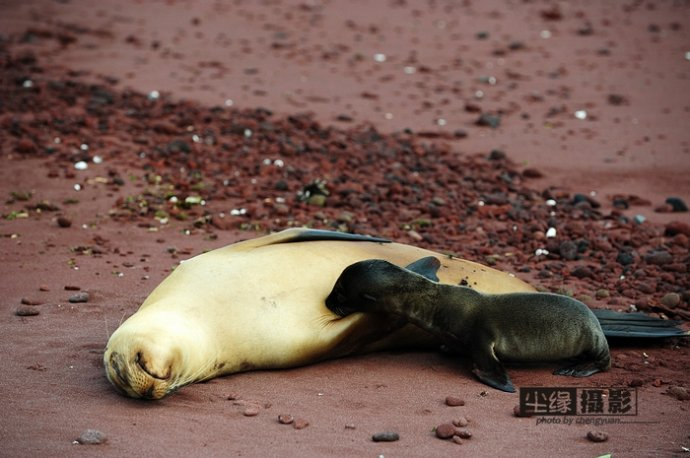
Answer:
(664, 221, 690, 237)
(644, 250, 672, 266)
(513, 405, 532, 417)
(451, 435, 464, 444)
(628, 378, 644, 387)
(445, 396, 465, 407)
(455, 429, 472, 439)
(453, 416, 469, 427)
(660, 293, 681, 308)
(57, 216, 72, 228)
(278, 414, 294, 424)
(15, 306, 40, 316)
(586, 430, 609, 443)
(243, 406, 260, 417)
(69, 292, 90, 303)
(293, 418, 309, 430)
(372, 431, 399, 442)
(64, 285, 81, 291)
(76, 429, 107, 445)
(522, 168, 543, 178)
(435, 423, 456, 439)
(21, 297, 43, 305)
(666, 386, 690, 401)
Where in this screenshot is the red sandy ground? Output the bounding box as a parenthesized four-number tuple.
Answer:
(1, 1, 689, 456)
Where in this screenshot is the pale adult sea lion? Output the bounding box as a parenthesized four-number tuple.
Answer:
(103, 228, 534, 399)
(326, 258, 611, 392)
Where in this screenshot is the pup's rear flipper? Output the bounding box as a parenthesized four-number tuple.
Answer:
(593, 309, 689, 338)
(553, 362, 603, 377)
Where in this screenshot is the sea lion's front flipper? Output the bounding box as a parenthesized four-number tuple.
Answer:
(470, 343, 516, 392)
(404, 256, 441, 282)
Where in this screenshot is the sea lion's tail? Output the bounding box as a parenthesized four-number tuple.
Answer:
(593, 309, 689, 338)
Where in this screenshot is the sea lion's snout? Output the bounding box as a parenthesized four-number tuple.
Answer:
(325, 281, 355, 317)
(135, 351, 171, 381)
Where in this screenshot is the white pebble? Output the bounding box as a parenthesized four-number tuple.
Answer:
(546, 227, 557, 238)
(574, 110, 588, 120)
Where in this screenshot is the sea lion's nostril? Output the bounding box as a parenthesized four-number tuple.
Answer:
(135, 351, 170, 380)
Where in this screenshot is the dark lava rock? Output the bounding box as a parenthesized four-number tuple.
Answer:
(476, 113, 501, 128)
(372, 431, 399, 442)
(665, 221, 690, 237)
(57, 216, 72, 228)
(488, 149, 506, 160)
(616, 251, 635, 266)
(68, 291, 90, 303)
(559, 241, 579, 260)
(644, 250, 672, 266)
(572, 193, 601, 208)
(665, 197, 688, 212)
(571, 266, 594, 279)
(76, 429, 107, 445)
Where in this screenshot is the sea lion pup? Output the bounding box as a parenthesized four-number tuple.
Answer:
(326, 258, 611, 393)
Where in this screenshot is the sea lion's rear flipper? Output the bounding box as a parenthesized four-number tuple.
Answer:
(593, 309, 689, 338)
(231, 228, 391, 251)
(404, 256, 441, 282)
(470, 343, 516, 393)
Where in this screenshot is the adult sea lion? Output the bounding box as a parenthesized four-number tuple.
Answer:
(326, 258, 611, 392)
(103, 228, 535, 399)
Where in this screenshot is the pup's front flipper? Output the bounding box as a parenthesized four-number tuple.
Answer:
(470, 344, 515, 393)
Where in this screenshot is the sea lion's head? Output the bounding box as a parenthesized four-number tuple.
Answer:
(103, 310, 213, 399)
(326, 259, 408, 316)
